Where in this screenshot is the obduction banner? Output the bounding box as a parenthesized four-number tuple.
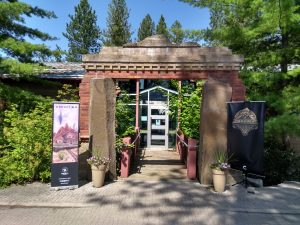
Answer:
(51, 102, 79, 189)
(227, 101, 266, 176)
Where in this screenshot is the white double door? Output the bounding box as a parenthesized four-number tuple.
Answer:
(147, 104, 169, 150)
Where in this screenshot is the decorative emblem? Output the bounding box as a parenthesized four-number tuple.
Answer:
(232, 108, 258, 136)
(61, 167, 69, 176)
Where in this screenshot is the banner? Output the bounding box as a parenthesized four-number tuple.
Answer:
(227, 101, 266, 176)
(51, 102, 79, 189)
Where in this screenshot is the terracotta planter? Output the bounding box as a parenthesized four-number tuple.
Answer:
(212, 169, 226, 192)
(91, 165, 107, 188)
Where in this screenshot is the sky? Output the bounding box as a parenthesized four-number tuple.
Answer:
(23, 0, 210, 50)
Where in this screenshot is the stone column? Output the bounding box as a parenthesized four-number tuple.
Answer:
(198, 78, 232, 185)
(89, 78, 116, 179)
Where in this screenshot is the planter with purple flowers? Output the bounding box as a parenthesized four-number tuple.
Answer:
(87, 155, 111, 188)
(210, 150, 231, 192)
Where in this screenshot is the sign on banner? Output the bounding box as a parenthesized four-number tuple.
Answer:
(51, 102, 79, 189)
(227, 101, 266, 177)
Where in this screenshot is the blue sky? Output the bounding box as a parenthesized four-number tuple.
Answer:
(23, 0, 210, 50)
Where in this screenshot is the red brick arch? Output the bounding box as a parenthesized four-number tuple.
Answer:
(79, 70, 245, 139)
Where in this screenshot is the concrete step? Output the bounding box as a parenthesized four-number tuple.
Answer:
(128, 149, 188, 181)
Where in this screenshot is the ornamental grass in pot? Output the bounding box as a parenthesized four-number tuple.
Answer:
(87, 155, 111, 188)
(210, 150, 231, 192)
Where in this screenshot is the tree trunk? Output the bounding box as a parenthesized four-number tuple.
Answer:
(280, 32, 289, 73)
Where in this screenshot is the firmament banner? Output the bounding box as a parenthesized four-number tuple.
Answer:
(51, 102, 79, 189)
(227, 101, 266, 176)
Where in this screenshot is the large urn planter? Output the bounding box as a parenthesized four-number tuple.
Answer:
(91, 165, 107, 188)
(211, 149, 231, 193)
(212, 169, 226, 192)
(87, 155, 111, 188)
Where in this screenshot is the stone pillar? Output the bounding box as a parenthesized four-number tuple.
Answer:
(89, 78, 116, 179)
(198, 78, 232, 185)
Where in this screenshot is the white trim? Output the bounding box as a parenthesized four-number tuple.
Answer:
(140, 85, 178, 95)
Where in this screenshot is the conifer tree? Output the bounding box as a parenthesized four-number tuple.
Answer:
(180, 0, 300, 72)
(156, 15, 169, 38)
(0, 0, 56, 76)
(170, 20, 184, 44)
(63, 0, 101, 62)
(180, 0, 300, 143)
(137, 14, 155, 41)
(105, 0, 131, 46)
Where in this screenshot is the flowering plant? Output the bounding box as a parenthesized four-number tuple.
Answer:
(210, 149, 231, 171)
(87, 155, 111, 167)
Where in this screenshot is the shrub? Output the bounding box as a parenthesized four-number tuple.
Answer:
(115, 92, 135, 175)
(0, 99, 53, 187)
(264, 138, 300, 186)
(180, 81, 203, 139)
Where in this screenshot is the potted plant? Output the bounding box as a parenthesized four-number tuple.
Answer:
(210, 150, 231, 192)
(87, 155, 111, 188)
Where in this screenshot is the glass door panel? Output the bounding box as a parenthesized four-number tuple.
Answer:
(148, 105, 168, 149)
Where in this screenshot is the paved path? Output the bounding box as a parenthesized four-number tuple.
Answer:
(0, 150, 299, 224)
(0, 180, 299, 225)
(127, 149, 187, 180)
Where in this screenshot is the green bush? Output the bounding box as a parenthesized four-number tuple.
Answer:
(180, 81, 203, 139)
(0, 82, 74, 188)
(115, 92, 135, 175)
(264, 138, 300, 186)
(0, 99, 52, 187)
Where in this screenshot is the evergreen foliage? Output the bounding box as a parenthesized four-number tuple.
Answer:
(180, 0, 300, 138)
(63, 0, 101, 62)
(169, 20, 184, 44)
(104, 0, 131, 46)
(156, 15, 169, 38)
(0, 0, 57, 76)
(181, 0, 300, 184)
(180, 0, 300, 71)
(137, 14, 155, 41)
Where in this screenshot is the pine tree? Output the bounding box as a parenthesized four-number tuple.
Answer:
(156, 15, 169, 38)
(137, 14, 155, 41)
(105, 0, 131, 46)
(180, 0, 300, 140)
(169, 20, 184, 44)
(63, 0, 101, 62)
(0, 0, 57, 76)
(180, 0, 300, 72)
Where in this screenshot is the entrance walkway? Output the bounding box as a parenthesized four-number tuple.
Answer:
(128, 149, 188, 180)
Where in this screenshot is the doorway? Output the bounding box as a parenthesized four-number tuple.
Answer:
(148, 104, 169, 149)
(139, 86, 178, 150)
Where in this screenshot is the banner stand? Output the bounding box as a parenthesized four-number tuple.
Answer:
(51, 102, 80, 190)
(227, 101, 266, 185)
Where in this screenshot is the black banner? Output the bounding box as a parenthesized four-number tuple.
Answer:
(51, 102, 79, 189)
(51, 163, 78, 187)
(227, 101, 266, 176)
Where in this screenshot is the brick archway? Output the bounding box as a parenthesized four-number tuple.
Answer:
(80, 35, 245, 180)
